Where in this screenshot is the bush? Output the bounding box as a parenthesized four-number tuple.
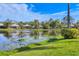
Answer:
(61, 28, 79, 39)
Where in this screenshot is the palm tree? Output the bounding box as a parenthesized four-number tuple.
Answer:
(50, 19, 61, 29)
(63, 16, 74, 26)
(48, 18, 53, 29)
(18, 21, 24, 29)
(74, 20, 79, 28)
(67, 3, 70, 28)
(41, 21, 50, 29)
(3, 19, 12, 28)
(34, 19, 39, 29)
(63, 3, 74, 28)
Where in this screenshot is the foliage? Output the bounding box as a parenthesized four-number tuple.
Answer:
(33, 19, 39, 29)
(62, 16, 74, 24)
(41, 21, 50, 29)
(49, 19, 61, 29)
(74, 20, 79, 29)
(18, 21, 24, 29)
(61, 28, 79, 39)
(3, 19, 13, 28)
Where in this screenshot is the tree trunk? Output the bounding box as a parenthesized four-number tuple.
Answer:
(67, 3, 70, 28)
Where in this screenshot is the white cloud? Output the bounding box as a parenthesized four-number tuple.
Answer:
(0, 3, 78, 22)
(0, 3, 53, 22)
(0, 4, 29, 21)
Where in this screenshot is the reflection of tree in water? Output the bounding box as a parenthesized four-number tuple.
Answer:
(17, 31, 27, 46)
(17, 31, 26, 38)
(17, 38, 26, 47)
(2, 31, 12, 39)
(50, 29, 61, 36)
(30, 30, 39, 39)
(0, 31, 27, 49)
(42, 30, 50, 36)
(42, 29, 61, 36)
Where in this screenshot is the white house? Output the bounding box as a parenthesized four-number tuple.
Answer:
(10, 24, 19, 28)
(23, 24, 31, 29)
(0, 23, 6, 28)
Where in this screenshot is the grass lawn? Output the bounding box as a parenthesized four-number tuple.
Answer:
(12, 38, 79, 56)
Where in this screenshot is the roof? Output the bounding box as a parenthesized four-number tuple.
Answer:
(23, 24, 30, 26)
(70, 24, 74, 27)
(0, 23, 4, 26)
(10, 24, 19, 27)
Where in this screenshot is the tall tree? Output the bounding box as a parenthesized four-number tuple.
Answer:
(3, 19, 12, 28)
(67, 3, 70, 28)
(34, 19, 39, 29)
(41, 21, 50, 29)
(74, 20, 79, 28)
(49, 18, 53, 29)
(50, 19, 61, 29)
(18, 21, 24, 29)
(63, 3, 74, 28)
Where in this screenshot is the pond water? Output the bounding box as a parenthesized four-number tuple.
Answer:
(0, 30, 57, 51)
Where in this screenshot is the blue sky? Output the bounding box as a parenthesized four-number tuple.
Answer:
(0, 3, 79, 22)
(27, 3, 68, 14)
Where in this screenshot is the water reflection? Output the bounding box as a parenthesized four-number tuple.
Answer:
(0, 29, 60, 51)
(30, 30, 39, 39)
(0, 31, 12, 39)
(3, 31, 12, 39)
(42, 30, 50, 36)
(17, 31, 26, 38)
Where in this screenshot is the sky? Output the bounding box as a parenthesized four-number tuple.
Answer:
(0, 3, 79, 22)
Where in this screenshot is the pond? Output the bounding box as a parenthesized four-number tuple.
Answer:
(0, 29, 60, 51)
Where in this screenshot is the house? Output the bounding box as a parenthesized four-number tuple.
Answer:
(10, 24, 19, 28)
(39, 25, 43, 28)
(0, 23, 6, 28)
(23, 24, 31, 29)
(74, 24, 79, 29)
(70, 24, 75, 28)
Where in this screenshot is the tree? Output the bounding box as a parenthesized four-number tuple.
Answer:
(62, 3, 74, 28)
(76, 20, 79, 24)
(48, 18, 53, 29)
(41, 21, 50, 29)
(62, 16, 74, 26)
(34, 19, 39, 29)
(67, 3, 70, 28)
(18, 21, 24, 29)
(3, 19, 12, 28)
(74, 20, 79, 28)
(50, 19, 61, 29)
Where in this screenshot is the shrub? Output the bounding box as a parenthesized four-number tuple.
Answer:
(61, 28, 79, 39)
